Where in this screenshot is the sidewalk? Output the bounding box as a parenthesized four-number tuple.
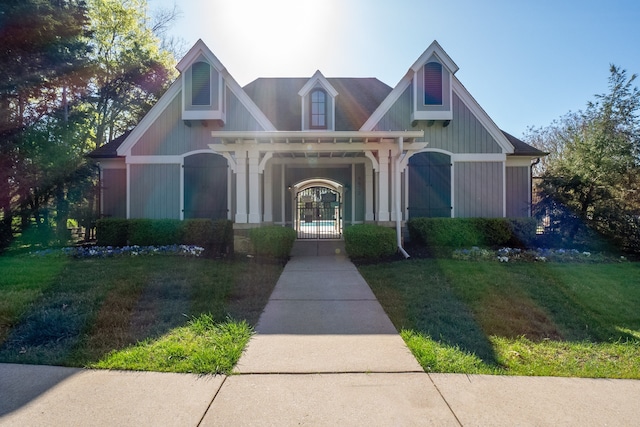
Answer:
(1, 241, 639, 426)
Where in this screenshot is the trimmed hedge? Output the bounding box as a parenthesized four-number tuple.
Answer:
(128, 219, 183, 246)
(96, 219, 129, 247)
(343, 224, 396, 259)
(249, 226, 297, 259)
(96, 218, 233, 256)
(183, 219, 233, 255)
(407, 217, 537, 248)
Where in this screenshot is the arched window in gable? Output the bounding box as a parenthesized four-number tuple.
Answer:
(192, 61, 211, 106)
(424, 62, 443, 105)
(310, 89, 327, 129)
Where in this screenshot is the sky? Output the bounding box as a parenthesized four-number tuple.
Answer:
(150, 0, 640, 138)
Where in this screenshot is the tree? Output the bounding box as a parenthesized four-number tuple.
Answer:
(0, 0, 177, 250)
(0, 0, 91, 247)
(526, 65, 640, 252)
(86, 0, 177, 147)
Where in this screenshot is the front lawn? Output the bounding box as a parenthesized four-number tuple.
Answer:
(0, 254, 282, 374)
(359, 259, 640, 378)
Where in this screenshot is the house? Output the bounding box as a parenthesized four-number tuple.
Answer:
(89, 39, 545, 251)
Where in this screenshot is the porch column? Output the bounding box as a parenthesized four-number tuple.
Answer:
(263, 161, 273, 223)
(248, 148, 261, 224)
(377, 149, 390, 222)
(235, 148, 247, 223)
(365, 161, 374, 221)
(390, 147, 398, 222)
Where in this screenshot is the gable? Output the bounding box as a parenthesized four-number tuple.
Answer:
(370, 86, 503, 154)
(244, 77, 391, 131)
(130, 86, 267, 156)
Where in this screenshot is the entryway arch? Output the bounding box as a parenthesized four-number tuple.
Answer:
(293, 178, 343, 239)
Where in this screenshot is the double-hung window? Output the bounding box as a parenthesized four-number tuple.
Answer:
(310, 89, 327, 129)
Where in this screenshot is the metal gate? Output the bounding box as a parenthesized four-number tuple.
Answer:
(295, 186, 342, 239)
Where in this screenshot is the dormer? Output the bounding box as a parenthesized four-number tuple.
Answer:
(176, 39, 226, 124)
(410, 41, 459, 124)
(298, 71, 338, 130)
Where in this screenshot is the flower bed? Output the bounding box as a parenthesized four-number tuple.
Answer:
(452, 247, 627, 263)
(31, 245, 205, 259)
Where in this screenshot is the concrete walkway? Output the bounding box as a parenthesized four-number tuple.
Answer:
(1, 240, 640, 426)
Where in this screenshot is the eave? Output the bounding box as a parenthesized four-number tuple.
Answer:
(209, 130, 424, 144)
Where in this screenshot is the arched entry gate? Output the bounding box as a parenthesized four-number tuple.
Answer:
(295, 186, 342, 239)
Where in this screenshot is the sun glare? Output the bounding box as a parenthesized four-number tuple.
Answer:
(200, 0, 345, 84)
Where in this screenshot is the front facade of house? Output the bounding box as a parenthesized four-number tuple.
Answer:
(91, 40, 544, 241)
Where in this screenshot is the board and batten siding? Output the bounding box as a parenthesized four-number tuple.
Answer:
(131, 87, 265, 156)
(374, 88, 502, 154)
(454, 162, 503, 217)
(129, 164, 181, 219)
(102, 169, 126, 218)
(506, 166, 530, 217)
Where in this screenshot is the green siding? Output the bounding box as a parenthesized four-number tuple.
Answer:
(130, 164, 181, 219)
(131, 88, 265, 156)
(102, 169, 126, 218)
(506, 166, 530, 217)
(454, 162, 503, 217)
(374, 89, 502, 154)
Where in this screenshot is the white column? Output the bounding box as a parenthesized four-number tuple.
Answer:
(365, 161, 374, 221)
(248, 148, 261, 224)
(235, 148, 248, 223)
(377, 149, 390, 222)
(263, 160, 273, 223)
(390, 148, 398, 222)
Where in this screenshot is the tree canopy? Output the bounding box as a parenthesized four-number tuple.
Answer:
(526, 65, 640, 253)
(0, 0, 177, 249)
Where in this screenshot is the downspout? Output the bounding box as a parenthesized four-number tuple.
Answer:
(396, 137, 410, 258)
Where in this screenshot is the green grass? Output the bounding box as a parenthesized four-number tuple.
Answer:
(0, 255, 282, 374)
(91, 314, 252, 374)
(359, 259, 640, 378)
(0, 256, 69, 344)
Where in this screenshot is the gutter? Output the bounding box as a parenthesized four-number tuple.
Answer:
(396, 137, 410, 259)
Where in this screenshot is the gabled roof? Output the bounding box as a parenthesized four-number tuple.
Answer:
(109, 41, 275, 157)
(502, 130, 547, 157)
(244, 77, 391, 131)
(87, 131, 131, 159)
(176, 39, 225, 73)
(298, 70, 339, 97)
(410, 40, 459, 74)
(361, 40, 516, 154)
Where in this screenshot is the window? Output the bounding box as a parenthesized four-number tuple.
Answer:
(310, 89, 326, 128)
(192, 62, 211, 106)
(423, 62, 443, 105)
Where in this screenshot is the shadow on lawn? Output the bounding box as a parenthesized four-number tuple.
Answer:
(0, 257, 281, 367)
(362, 259, 500, 366)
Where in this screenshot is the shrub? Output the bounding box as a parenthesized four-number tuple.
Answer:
(210, 219, 234, 256)
(506, 218, 538, 248)
(96, 219, 129, 246)
(408, 217, 537, 248)
(182, 219, 215, 248)
(343, 224, 396, 259)
(128, 219, 183, 246)
(249, 226, 296, 259)
(96, 218, 234, 257)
